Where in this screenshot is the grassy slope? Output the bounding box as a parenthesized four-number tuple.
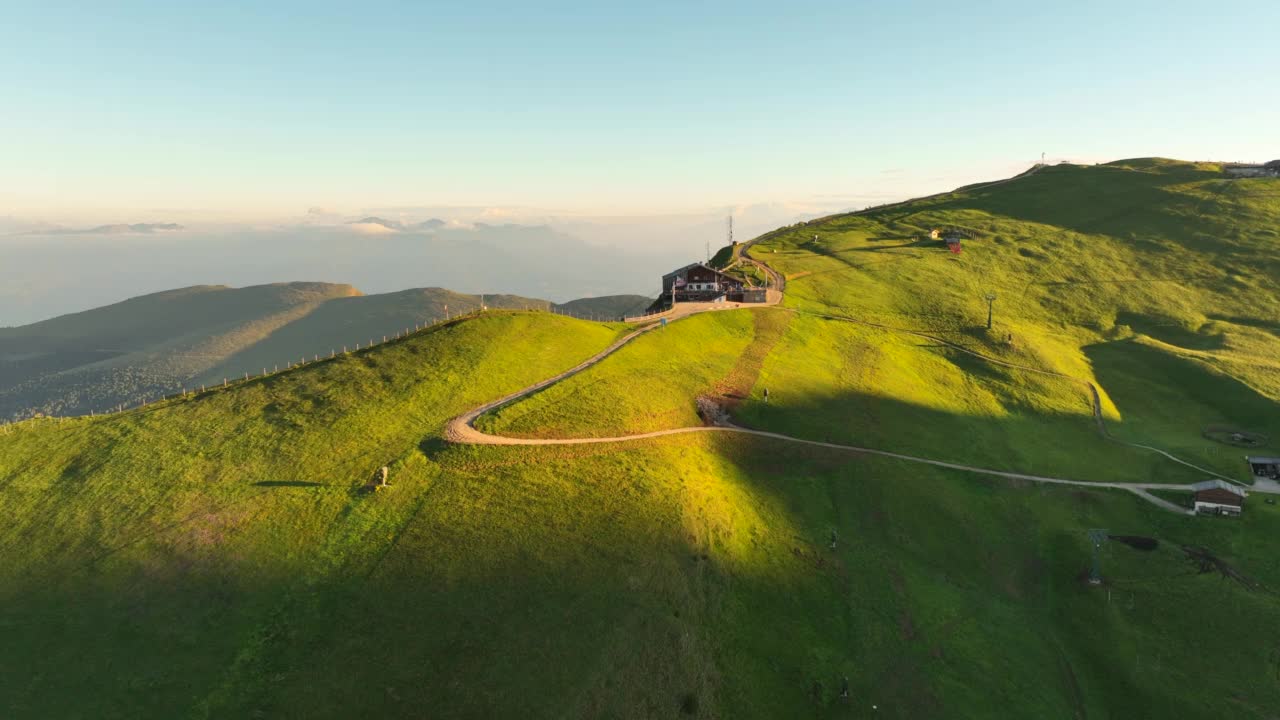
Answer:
(4, 335, 1279, 717)
(552, 294, 654, 320)
(0, 312, 624, 718)
(755, 159, 1280, 477)
(479, 310, 757, 437)
(0, 283, 360, 417)
(491, 161, 1277, 482)
(198, 288, 550, 385)
(0, 285, 647, 420)
(3, 160, 1280, 719)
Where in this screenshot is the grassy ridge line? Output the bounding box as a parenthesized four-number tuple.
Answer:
(0, 309, 507, 430)
(737, 163, 1045, 260)
(1, 286, 650, 421)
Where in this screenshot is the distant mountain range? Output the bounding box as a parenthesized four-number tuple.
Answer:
(0, 283, 651, 419)
(28, 222, 186, 235)
(346, 217, 447, 232)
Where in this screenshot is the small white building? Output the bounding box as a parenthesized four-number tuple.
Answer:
(1190, 479, 1247, 516)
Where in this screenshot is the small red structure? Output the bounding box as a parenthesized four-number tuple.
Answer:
(942, 229, 964, 254)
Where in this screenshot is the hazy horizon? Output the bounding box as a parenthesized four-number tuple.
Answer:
(2, 1, 1275, 324)
(1, 197, 856, 326)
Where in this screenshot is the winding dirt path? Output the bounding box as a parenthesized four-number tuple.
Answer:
(443, 306, 1256, 513)
(445, 199, 1266, 512)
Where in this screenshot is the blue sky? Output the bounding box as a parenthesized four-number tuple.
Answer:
(2, 0, 1276, 219)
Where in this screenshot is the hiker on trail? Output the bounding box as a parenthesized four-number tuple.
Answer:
(829, 529, 838, 550)
(763, 388, 770, 404)
(840, 676, 850, 700)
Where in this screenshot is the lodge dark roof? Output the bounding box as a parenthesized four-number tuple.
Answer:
(1190, 479, 1247, 501)
(662, 262, 740, 282)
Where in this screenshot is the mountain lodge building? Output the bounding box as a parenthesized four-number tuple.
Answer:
(661, 263, 764, 304)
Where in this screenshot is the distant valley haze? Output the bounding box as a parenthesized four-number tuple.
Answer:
(0, 199, 857, 326)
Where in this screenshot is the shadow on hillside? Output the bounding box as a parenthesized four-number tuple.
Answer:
(732, 375, 1207, 485)
(1113, 311, 1226, 351)
(5, 427, 1276, 718)
(418, 436, 450, 458)
(1084, 339, 1280, 457)
(1208, 314, 1280, 336)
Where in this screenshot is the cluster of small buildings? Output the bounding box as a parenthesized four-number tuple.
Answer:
(1223, 160, 1280, 178)
(929, 227, 970, 253)
(1189, 457, 1280, 517)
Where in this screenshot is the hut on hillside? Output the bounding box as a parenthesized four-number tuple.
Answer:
(1190, 479, 1247, 516)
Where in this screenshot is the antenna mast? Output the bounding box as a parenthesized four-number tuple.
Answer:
(728, 215, 734, 245)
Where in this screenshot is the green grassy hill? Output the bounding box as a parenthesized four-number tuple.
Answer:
(0, 282, 361, 418)
(748, 159, 1280, 478)
(0, 285, 650, 420)
(552, 294, 654, 320)
(483, 160, 1279, 482)
(2, 159, 1279, 718)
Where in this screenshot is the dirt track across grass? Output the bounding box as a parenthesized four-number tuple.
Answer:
(445, 241, 1273, 513)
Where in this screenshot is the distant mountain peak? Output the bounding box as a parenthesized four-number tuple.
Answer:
(344, 217, 448, 232)
(32, 222, 185, 235)
(347, 217, 404, 231)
